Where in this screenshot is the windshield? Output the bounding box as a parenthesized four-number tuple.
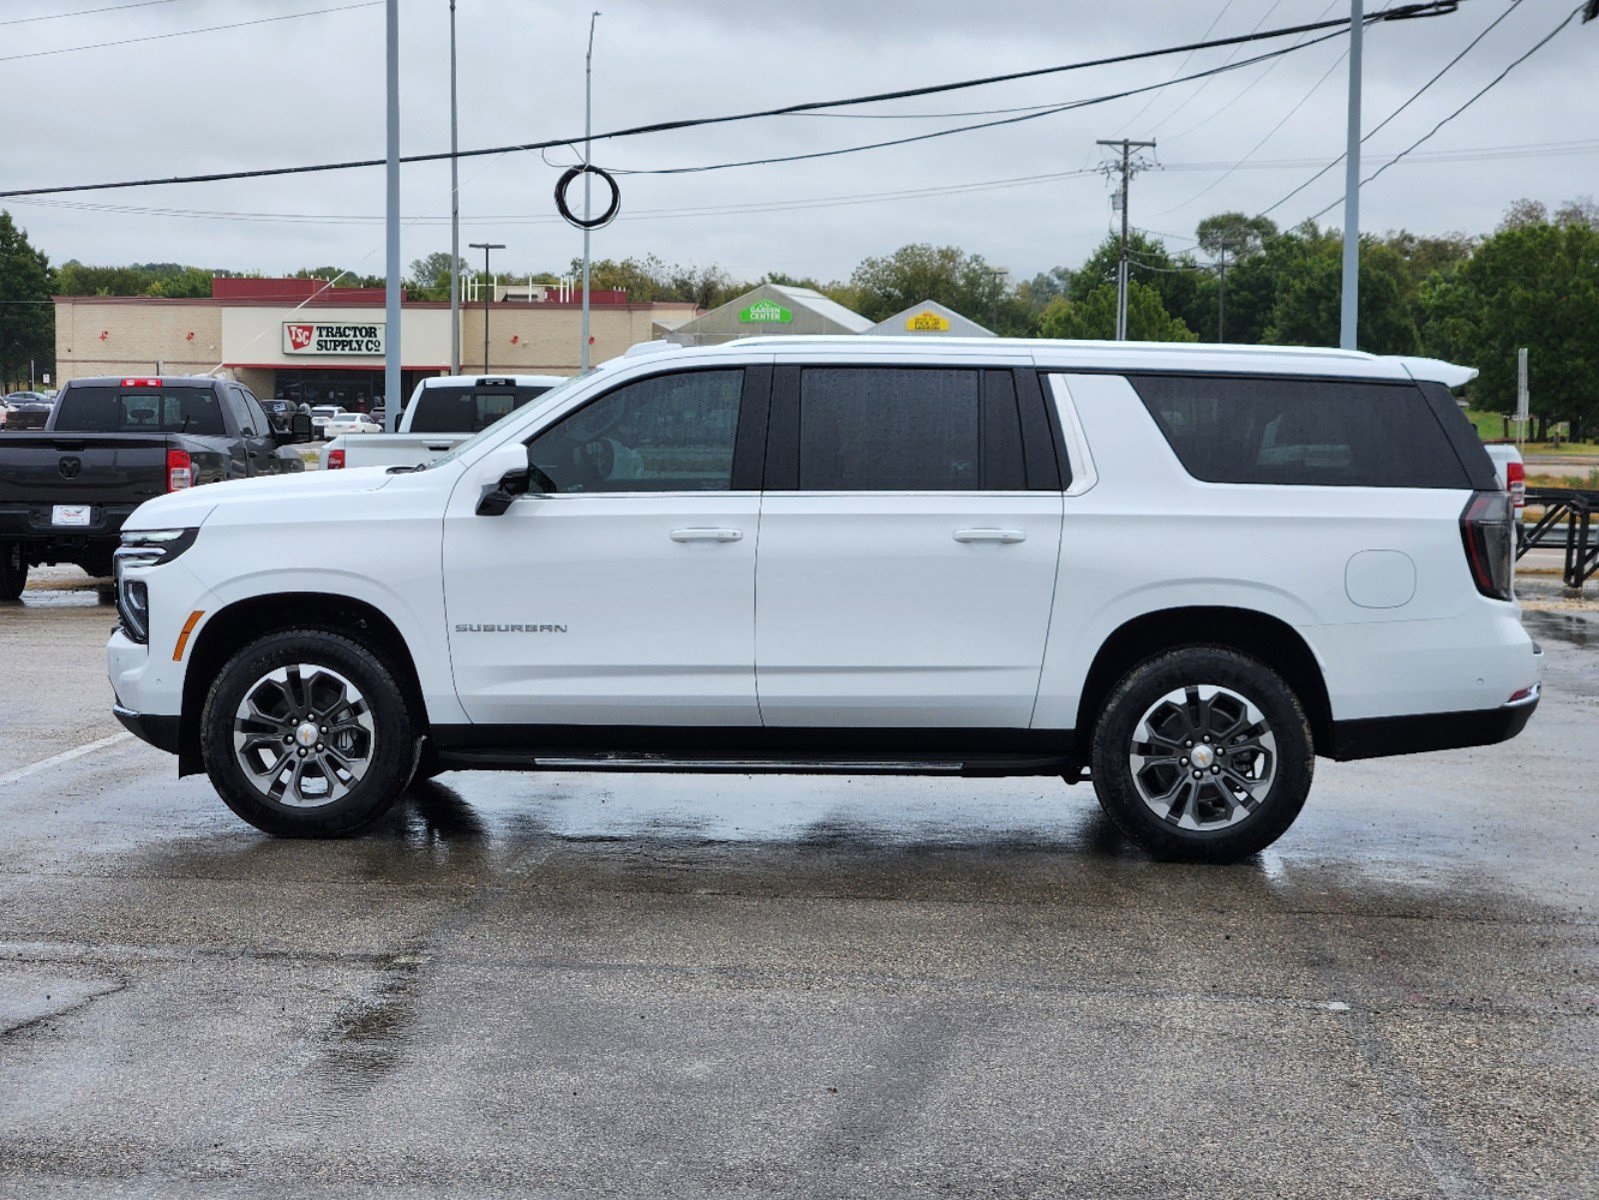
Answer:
(419, 375, 586, 471)
(53, 386, 225, 435)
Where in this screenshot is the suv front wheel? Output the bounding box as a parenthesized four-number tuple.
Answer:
(1090, 646, 1313, 863)
(200, 628, 419, 836)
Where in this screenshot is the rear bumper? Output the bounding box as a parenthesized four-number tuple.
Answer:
(112, 705, 181, 756)
(0, 503, 138, 558)
(1326, 692, 1539, 761)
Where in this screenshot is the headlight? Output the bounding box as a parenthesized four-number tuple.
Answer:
(114, 528, 198, 644)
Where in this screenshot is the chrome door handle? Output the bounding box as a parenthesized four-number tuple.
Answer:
(953, 528, 1027, 544)
(670, 527, 743, 542)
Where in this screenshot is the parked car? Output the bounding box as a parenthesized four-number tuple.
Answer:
(321, 374, 564, 470)
(0, 375, 310, 596)
(1483, 443, 1526, 523)
(259, 398, 295, 427)
(107, 338, 1537, 860)
(324, 412, 383, 437)
(3, 392, 55, 432)
(308, 406, 346, 438)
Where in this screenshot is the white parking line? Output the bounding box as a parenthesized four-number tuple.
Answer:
(0, 732, 133, 788)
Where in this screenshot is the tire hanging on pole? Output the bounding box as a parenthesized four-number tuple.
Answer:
(555, 164, 621, 230)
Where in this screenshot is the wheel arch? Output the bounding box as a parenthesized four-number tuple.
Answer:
(1074, 606, 1333, 759)
(179, 592, 429, 776)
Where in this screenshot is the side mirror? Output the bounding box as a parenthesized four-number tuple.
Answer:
(281, 412, 314, 445)
(474, 441, 535, 516)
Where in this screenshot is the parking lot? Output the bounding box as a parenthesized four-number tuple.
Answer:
(1, 569, 1596, 1198)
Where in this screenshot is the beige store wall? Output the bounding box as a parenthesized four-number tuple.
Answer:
(460, 303, 698, 373)
(219, 305, 453, 369)
(55, 300, 223, 383)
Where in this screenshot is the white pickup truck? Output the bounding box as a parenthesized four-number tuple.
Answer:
(320, 374, 564, 470)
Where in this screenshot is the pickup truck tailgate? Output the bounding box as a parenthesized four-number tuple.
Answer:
(0, 433, 172, 507)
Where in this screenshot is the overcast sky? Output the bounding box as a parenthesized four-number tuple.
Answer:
(4, 0, 1593, 286)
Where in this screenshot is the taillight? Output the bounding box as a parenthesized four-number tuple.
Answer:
(327, 448, 345, 470)
(1460, 491, 1513, 601)
(166, 448, 194, 492)
(1506, 460, 1525, 509)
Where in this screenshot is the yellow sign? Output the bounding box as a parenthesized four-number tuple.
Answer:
(905, 310, 951, 332)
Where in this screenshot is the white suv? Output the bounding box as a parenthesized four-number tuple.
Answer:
(106, 338, 1538, 861)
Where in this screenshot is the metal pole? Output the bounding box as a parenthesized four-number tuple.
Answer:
(448, 0, 461, 376)
(1216, 244, 1227, 343)
(470, 242, 503, 372)
(1117, 141, 1131, 340)
(581, 11, 600, 372)
(1340, 0, 1364, 350)
(383, 0, 402, 432)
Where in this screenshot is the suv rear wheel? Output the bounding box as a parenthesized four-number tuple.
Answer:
(0, 542, 27, 602)
(1090, 646, 1313, 863)
(200, 628, 419, 836)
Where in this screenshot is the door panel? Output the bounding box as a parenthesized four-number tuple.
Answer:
(444, 494, 760, 725)
(755, 493, 1063, 727)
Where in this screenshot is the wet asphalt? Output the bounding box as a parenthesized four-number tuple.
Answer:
(1, 570, 1595, 1198)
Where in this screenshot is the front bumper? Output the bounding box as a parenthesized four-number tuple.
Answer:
(112, 705, 181, 755)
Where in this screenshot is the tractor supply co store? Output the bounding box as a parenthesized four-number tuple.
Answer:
(53, 278, 701, 406)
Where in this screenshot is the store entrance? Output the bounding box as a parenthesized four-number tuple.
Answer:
(273, 369, 428, 414)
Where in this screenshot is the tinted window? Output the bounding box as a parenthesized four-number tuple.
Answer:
(241, 391, 273, 434)
(53, 386, 225, 436)
(797, 368, 1023, 491)
(527, 370, 743, 493)
(1128, 375, 1474, 489)
(411, 385, 555, 434)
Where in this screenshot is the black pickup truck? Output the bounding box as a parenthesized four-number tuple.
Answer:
(0, 375, 311, 599)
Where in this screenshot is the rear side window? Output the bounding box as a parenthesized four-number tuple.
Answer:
(796, 367, 1024, 491)
(53, 386, 225, 436)
(410, 386, 554, 434)
(1128, 375, 1474, 489)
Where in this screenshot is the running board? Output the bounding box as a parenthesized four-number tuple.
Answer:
(434, 750, 1072, 777)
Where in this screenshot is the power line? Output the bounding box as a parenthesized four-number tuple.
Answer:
(1257, 0, 1530, 219)
(1299, 2, 1581, 223)
(0, 1, 379, 63)
(1109, 0, 1242, 134)
(1147, 0, 1290, 135)
(0, 0, 188, 25)
(0, 2, 1462, 200)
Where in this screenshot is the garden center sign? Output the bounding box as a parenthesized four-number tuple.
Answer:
(738, 300, 792, 324)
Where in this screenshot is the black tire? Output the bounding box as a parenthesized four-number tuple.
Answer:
(1090, 646, 1313, 863)
(200, 627, 419, 837)
(0, 542, 27, 602)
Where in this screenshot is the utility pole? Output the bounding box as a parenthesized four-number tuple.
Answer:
(448, 0, 461, 376)
(1097, 138, 1155, 341)
(470, 242, 504, 372)
(383, 0, 401, 431)
(581, 11, 601, 372)
(1340, 0, 1364, 350)
(1216, 242, 1229, 343)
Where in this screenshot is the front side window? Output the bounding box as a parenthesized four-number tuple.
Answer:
(526, 369, 743, 493)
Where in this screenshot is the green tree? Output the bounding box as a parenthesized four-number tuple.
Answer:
(1038, 280, 1198, 342)
(847, 243, 1008, 325)
(1070, 232, 1205, 335)
(1422, 218, 1599, 438)
(407, 251, 466, 301)
(1262, 228, 1419, 356)
(0, 212, 53, 388)
(1195, 212, 1277, 260)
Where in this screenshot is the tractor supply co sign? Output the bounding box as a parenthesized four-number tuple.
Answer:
(282, 322, 385, 355)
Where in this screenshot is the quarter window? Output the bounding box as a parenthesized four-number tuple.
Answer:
(526, 369, 743, 493)
(796, 367, 1024, 491)
(1128, 374, 1475, 489)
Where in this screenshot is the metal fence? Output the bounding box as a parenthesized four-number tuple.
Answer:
(1519, 488, 1599, 589)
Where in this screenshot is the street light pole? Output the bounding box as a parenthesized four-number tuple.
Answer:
(581, 11, 601, 373)
(1340, 0, 1364, 350)
(470, 241, 504, 373)
(383, 0, 402, 431)
(448, 0, 461, 376)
